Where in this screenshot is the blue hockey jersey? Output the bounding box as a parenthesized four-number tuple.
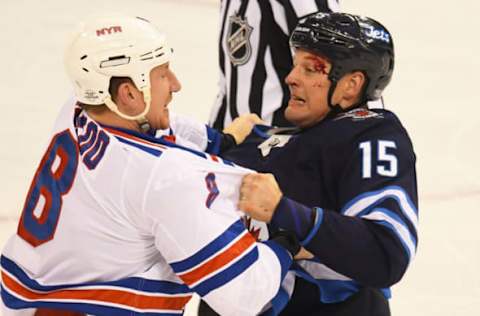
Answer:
(222, 108, 418, 304)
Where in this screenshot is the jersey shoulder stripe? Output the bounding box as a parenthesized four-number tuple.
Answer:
(105, 124, 235, 166)
(104, 126, 167, 149)
(103, 126, 167, 157)
(156, 135, 235, 166)
(1, 256, 192, 315)
(170, 220, 258, 296)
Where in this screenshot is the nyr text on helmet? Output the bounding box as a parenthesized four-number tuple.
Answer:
(96, 26, 122, 37)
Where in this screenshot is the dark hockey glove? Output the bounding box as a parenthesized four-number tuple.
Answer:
(269, 230, 301, 257)
(219, 132, 237, 154)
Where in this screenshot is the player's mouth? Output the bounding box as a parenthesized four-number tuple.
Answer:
(289, 95, 306, 106)
(164, 95, 173, 109)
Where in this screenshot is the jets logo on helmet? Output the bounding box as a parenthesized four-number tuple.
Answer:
(289, 12, 394, 103)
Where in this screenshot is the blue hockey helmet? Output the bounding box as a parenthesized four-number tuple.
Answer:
(289, 12, 394, 102)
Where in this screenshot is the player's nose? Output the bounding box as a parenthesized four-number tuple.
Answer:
(285, 67, 298, 87)
(169, 71, 182, 92)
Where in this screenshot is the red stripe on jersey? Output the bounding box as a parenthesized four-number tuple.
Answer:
(163, 135, 176, 143)
(103, 127, 167, 149)
(1, 272, 191, 311)
(178, 232, 256, 285)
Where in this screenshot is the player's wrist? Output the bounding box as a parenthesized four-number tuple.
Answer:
(269, 230, 301, 257)
(269, 192, 283, 222)
(271, 197, 317, 241)
(219, 132, 237, 154)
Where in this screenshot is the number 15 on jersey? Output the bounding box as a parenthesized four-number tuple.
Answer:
(359, 140, 398, 179)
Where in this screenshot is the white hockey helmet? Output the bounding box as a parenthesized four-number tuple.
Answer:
(64, 14, 172, 124)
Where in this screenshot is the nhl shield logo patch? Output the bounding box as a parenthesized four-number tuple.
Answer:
(226, 15, 253, 66)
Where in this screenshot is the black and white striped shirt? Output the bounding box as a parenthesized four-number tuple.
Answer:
(209, 0, 340, 129)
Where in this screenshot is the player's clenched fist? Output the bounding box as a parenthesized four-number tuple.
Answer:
(238, 173, 283, 222)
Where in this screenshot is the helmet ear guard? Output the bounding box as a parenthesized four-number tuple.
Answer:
(64, 14, 172, 131)
(290, 12, 394, 103)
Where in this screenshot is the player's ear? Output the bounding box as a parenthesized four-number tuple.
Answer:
(333, 71, 366, 108)
(116, 82, 142, 108)
(336, 71, 365, 107)
(346, 71, 365, 98)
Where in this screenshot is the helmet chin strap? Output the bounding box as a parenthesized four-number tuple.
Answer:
(104, 87, 152, 133)
(326, 81, 343, 115)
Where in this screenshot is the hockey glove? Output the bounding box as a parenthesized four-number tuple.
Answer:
(269, 230, 301, 257)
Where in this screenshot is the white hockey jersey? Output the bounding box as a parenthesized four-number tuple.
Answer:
(0, 100, 293, 316)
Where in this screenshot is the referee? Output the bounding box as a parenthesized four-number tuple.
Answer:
(209, 0, 340, 129)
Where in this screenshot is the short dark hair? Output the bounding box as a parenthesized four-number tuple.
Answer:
(109, 76, 135, 102)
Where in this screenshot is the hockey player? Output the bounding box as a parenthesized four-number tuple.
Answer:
(222, 12, 418, 316)
(210, 0, 340, 130)
(0, 15, 302, 316)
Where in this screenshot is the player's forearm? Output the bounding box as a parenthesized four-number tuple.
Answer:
(270, 196, 411, 288)
(158, 113, 236, 154)
(303, 210, 410, 288)
(202, 125, 239, 155)
(270, 196, 319, 242)
(201, 241, 293, 315)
